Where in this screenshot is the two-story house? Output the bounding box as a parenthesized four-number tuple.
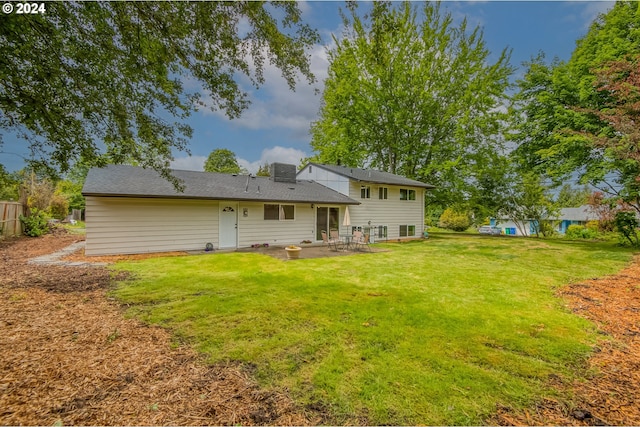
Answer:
(81, 162, 434, 255)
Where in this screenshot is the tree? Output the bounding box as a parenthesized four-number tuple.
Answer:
(204, 149, 243, 174)
(555, 184, 591, 208)
(584, 54, 640, 213)
(510, 2, 640, 212)
(16, 170, 56, 212)
(502, 172, 558, 238)
(309, 1, 513, 208)
(468, 155, 513, 223)
(0, 165, 19, 201)
(0, 2, 319, 185)
(55, 161, 91, 212)
(614, 210, 640, 247)
(256, 162, 271, 177)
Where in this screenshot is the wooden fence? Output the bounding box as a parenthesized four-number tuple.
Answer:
(1, 201, 24, 237)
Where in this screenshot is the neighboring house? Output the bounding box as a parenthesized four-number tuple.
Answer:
(489, 205, 596, 236)
(557, 205, 596, 234)
(489, 218, 534, 236)
(297, 163, 435, 242)
(82, 163, 434, 256)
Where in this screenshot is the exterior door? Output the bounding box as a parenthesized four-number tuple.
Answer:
(219, 204, 238, 248)
(316, 206, 340, 240)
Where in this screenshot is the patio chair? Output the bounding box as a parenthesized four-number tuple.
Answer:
(329, 229, 344, 251)
(360, 233, 372, 252)
(352, 230, 363, 251)
(322, 230, 341, 251)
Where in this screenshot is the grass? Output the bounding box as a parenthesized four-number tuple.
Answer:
(62, 220, 86, 234)
(112, 235, 635, 425)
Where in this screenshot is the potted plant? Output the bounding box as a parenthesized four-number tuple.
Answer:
(284, 245, 302, 259)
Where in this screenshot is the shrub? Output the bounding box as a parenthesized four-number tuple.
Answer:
(438, 208, 472, 232)
(19, 208, 50, 237)
(539, 221, 557, 237)
(48, 193, 69, 220)
(586, 220, 600, 231)
(565, 224, 597, 240)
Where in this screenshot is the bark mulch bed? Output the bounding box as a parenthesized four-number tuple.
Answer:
(2, 231, 640, 425)
(492, 255, 640, 426)
(0, 232, 317, 426)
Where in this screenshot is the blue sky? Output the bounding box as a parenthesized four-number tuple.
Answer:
(0, 1, 614, 174)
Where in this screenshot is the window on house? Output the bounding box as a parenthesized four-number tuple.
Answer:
(378, 187, 388, 200)
(377, 225, 388, 238)
(281, 205, 295, 220)
(399, 225, 416, 237)
(264, 204, 295, 220)
(361, 185, 371, 199)
(264, 204, 279, 220)
(400, 188, 416, 201)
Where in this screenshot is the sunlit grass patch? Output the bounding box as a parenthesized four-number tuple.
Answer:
(112, 235, 634, 425)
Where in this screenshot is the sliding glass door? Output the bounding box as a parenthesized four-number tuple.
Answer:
(316, 207, 340, 240)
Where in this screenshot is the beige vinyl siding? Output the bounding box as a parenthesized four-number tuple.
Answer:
(298, 164, 350, 195)
(347, 182, 424, 240)
(85, 197, 218, 255)
(237, 202, 316, 247)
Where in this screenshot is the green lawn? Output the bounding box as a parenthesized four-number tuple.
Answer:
(112, 235, 634, 425)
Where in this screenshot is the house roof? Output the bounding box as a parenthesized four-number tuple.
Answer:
(305, 163, 435, 189)
(82, 165, 360, 205)
(559, 206, 596, 222)
(495, 205, 596, 222)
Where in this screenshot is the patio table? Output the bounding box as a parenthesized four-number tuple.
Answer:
(340, 234, 354, 251)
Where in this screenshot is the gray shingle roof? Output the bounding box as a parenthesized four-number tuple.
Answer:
(82, 165, 360, 205)
(559, 206, 596, 221)
(306, 163, 435, 188)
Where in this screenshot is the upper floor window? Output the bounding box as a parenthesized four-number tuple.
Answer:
(400, 188, 416, 201)
(361, 185, 371, 199)
(379, 187, 388, 200)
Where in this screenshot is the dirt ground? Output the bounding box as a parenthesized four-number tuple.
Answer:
(0, 231, 317, 426)
(1, 231, 639, 425)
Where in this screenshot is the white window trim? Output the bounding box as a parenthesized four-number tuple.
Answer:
(361, 185, 371, 199)
(379, 187, 388, 200)
(400, 188, 416, 201)
(399, 224, 416, 237)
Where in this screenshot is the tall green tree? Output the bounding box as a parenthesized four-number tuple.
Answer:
(310, 1, 513, 208)
(0, 1, 319, 185)
(510, 1, 640, 212)
(468, 155, 513, 222)
(204, 149, 243, 174)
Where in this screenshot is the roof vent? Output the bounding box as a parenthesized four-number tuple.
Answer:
(270, 163, 297, 184)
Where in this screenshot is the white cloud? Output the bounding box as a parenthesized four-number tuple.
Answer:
(171, 146, 307, 174)
(581, 1, 614, 27)
(238, 146, 307, 174)
(170, 155, 206, 171)
(563, 1, 615, 31)
(199, 42, 330, 138)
